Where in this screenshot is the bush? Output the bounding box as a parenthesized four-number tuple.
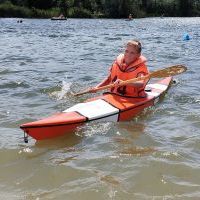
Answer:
(0, 1, 60, 18)
(68, 7, 93, 18)
(0, 1, 32, 17)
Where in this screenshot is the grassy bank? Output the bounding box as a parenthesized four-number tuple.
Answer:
(0, 2, 60, 18)
(0, 2, 100, 18)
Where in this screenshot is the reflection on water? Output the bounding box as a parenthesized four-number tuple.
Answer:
(100, 175, 120, 186)
(34, 131, 82, 150)
(118, 146, 156, 156)
(112, 137, 132, 144)
(112, 122, 156, 156)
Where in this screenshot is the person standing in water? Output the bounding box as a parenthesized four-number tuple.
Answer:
(90, 40, 149, 97)
(128, 14, 133, 20)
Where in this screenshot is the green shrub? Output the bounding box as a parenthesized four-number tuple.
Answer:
(0, 1, 31, 17)
(68, 7, 93, 18)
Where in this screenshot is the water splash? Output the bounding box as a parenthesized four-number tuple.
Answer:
(76, 122, 112, 137)
(48, 77, 72, 100)
(57, 80, 72, 100)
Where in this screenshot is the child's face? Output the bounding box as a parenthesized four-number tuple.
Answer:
(124, 45, 140, 65)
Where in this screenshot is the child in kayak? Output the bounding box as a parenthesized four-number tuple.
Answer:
(90, 40, 149, 97)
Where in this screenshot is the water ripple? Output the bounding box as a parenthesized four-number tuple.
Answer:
(0, 81, 30, 89)
(0, 17, 200, 199)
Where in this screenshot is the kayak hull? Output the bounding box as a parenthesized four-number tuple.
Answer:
(21, 112, 86, 140)
(20, 77, 172, 141)
(51, 17, 67, 20)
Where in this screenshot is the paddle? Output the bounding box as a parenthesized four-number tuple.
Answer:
(73, 65, 187, 96)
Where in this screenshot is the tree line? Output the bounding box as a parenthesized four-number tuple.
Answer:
(0, 0, 199, 18)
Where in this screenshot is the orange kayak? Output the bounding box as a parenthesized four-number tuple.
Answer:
(20, 77, 172, 142)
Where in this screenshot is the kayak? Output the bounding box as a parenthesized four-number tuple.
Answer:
(51, 17, 67, 20)
(125, 19, 133, 21)
(20, 77, 172, 142)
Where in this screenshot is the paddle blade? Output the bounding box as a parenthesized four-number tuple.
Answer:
(150, 65, 187, 78)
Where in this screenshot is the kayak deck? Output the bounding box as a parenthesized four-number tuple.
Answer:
(20, 77, 172, 141)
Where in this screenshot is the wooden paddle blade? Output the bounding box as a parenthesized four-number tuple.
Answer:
(150, 65, 187, 78)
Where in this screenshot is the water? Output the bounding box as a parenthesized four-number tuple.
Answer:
(0, 17, 200, 199)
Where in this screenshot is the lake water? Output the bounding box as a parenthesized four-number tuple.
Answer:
(0, 17, 200, 199)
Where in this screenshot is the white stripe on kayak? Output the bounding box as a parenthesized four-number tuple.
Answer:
(146, 91, 160, 97)
(63, 99, 119, 121)
(147, 83, 168, 91)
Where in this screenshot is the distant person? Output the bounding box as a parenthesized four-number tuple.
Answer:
(160, 14, 164, 18)
(90, 40, 149, 97)
(128, 14, 133, 20)
(59, 14, 65, 19)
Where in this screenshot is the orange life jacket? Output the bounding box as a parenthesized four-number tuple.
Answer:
(110, 54, 149, 97)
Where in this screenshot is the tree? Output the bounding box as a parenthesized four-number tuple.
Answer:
(119, 0, 133, 18)
(178, 0, 193, 16)
(141, 0, 147, 10)
(27, 0, 55, 9)
(57, 0, 69, 16)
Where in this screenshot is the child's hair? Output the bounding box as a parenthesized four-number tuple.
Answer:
(126, 40, 142, 54)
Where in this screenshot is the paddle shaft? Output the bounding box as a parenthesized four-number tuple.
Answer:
(74, 75, 149, 96)
(94, 75, 149, 92)
(74, 65, 187, 96)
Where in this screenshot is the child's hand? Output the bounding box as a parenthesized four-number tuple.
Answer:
(114, 79, 122, 86)
(88, 87, 97, 93)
